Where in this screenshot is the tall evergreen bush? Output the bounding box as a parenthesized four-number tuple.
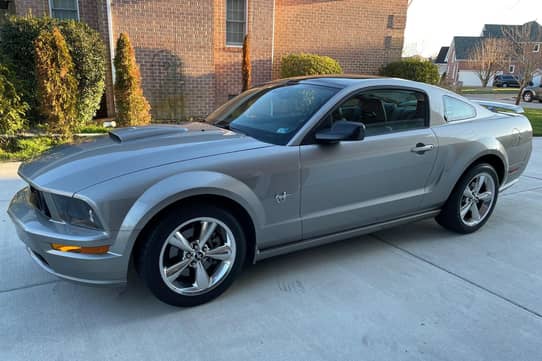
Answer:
(114, 32, 151, 126)
(34, 27, 78, 138)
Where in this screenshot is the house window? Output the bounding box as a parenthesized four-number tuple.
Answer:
(384, 36, 392, 49)
(387, 15, 394, 29)
(534, 43, 541, 53)
(226, 0, 246, 46)
(509, 65, 515, 73)
(49, 0, 79, 20)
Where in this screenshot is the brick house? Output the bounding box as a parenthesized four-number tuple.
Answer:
(7, 0, 408, 120)
(445, 21, 542, 87)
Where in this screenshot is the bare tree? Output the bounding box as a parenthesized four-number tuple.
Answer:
(468, 37, 508, 87)
(502, 22, 542, 104)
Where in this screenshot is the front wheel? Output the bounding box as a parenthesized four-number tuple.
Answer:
(436, 164, 499, 234)
(502, 83, 509, 88)
(136, 204, 246, 307)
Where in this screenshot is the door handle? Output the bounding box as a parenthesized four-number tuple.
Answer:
(411, 143, 434, 154)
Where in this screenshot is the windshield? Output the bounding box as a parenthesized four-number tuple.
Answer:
(208, 83, 339, 145)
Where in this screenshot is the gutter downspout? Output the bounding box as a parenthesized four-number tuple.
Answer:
(106, 0, 115, 85)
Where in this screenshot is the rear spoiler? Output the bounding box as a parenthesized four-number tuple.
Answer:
(471, 100, 525, 114)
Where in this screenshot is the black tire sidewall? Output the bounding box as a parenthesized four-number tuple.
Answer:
(437, 164, 499, 234)
(523, 92, 533, 102)
(139, 204, 247, 307)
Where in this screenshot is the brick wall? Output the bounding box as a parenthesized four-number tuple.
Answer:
(14, 0, 49, 16)
(12, 0, 408, 120)
(213, 0, 274, 108)
(273, 0, 407, 77)
(111, 0, 215, 120)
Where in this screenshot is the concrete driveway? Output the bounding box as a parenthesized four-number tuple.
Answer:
(1, 140, 541, 361)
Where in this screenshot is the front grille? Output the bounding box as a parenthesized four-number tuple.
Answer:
(28, 186, 51, 218)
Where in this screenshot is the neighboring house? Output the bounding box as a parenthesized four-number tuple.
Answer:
(446, 21, 542, 87)
(12, 0, 407, 120)
(434, 46, 449, 77)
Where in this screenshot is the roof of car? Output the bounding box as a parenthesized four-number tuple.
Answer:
(262, 74, 381, 89)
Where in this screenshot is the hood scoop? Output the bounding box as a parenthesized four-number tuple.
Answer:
(109, 126, 188, 143)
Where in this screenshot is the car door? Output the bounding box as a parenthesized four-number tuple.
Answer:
(299, 88, 438, 239)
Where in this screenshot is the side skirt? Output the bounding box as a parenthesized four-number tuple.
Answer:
(254, 209, 441, 262)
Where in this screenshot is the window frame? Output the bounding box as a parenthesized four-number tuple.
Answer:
(302, 86, 431, 145)
(508, 64, 515, 73)
(225, 0, 248, 47)
(49, 0, 80, 21)
(443, 95, 477, 122)
(533, 43, 541, 53)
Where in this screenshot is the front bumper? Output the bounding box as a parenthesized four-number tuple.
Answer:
(7, 187, 127, 286)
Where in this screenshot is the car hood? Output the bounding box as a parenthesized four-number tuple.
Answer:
(19, 123, 272, 194)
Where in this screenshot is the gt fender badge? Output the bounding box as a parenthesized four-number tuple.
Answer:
(275, 192, 292, 204)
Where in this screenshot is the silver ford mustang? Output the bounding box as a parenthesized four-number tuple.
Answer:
(8, 76, 532, 306)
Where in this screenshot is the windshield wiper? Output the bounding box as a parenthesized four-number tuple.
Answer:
(228, 124, 246, 135)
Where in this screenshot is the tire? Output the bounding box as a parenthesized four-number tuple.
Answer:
(436, 163, 499, 234)
(136, 203, 247, 307)
(502, 83, 508, 88)
(523, 91, 533, 102)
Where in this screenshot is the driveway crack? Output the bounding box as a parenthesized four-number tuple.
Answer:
(0, 280, 61, 295)
(371, 233, 542, 320)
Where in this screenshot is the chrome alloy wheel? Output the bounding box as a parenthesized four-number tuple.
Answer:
(460, 172, 496, 227)
(159, 217, 236, 295)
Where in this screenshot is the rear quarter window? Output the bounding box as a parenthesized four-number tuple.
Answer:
(443, 96, 476, 122)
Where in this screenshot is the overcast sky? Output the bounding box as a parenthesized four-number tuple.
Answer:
(403, 0, 542, 57)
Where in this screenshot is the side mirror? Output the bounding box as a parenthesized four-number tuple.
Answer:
(315, 121, 365, 144)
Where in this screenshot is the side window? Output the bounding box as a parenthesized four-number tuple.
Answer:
(328, 89, 429, 137)
(443, 96, 476, 122)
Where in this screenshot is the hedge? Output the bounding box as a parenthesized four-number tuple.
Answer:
(0, 16, 106, 127)
(35, 27, 78, 138)
(280, 53, 343, 78)
(0, 63, 28, 137)
(379, 57, 440, 85)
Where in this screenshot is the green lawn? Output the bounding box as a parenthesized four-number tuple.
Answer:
(525, 108, 542, 137)
(461, 87, 518, 95)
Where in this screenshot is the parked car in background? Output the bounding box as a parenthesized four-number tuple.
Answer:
(493, 74, 521, 88)
(522, 83, 542, 102)
(8, 76, 533, 307)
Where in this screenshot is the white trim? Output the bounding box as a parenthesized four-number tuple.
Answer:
(271, 0, 275, 71)
(48, 0, 80, 21)
(534, 43, 541, 53)
(106, 0, 115, 85)
(509, 64, 515, 73)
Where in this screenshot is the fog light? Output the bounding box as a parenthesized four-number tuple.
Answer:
(51, 243, 110, 254)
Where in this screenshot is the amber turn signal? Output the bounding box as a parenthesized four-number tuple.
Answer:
(51, 243, 110, 254)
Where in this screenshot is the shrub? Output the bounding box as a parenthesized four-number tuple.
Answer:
(55, 21, 106, 125)
(114, 32, 151, 127)
(0, 16, 106, 126)
(280, 53, 343, 78)
(379, 58, 440, 85)
(242, 34, 251, 91)
(0, 63, 28, 137)
(0, 137, 56, 161)
(34, 27, 78, 138)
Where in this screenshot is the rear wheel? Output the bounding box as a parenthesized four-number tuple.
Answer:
(136, 204, 246, 307)
(523, 91, 533, 102)
(436, 164, 499, 234)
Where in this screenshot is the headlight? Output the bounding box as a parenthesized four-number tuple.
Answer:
(48, 194, 103, 229)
